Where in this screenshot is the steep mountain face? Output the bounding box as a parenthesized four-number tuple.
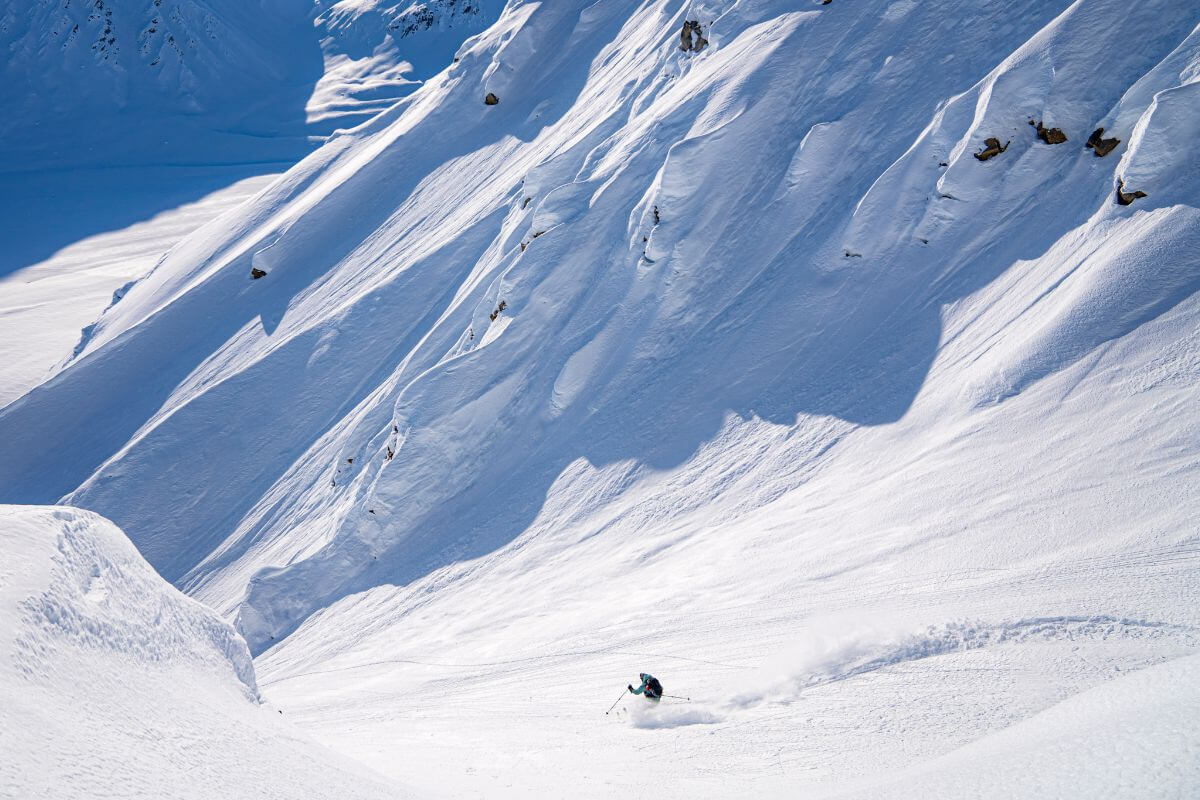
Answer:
(1, 0, 1198, 794)
(319, 0, 492, 42)
(0, 0, 501, 165)
(0, 0, 502, 404)
(309, 0, 502, 130)
(0, 0, 316, 126)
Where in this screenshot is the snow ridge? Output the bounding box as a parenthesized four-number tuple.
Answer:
(0, 505, 404, 799)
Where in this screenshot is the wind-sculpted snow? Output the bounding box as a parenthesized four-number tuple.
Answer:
(2, 505, 256, 695)
(0, 1, 1198, 793)
(838, 652, 1200, 799)
(0, 505, 404, 798)
(0, 0, 1196, 657)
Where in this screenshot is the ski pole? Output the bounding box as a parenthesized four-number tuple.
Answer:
(662, 694, 690, 701)
(605, 688, 628, 715)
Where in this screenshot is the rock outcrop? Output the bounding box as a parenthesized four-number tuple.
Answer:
(680, 21, 708, 53)
(1030, 119, 1067, 144)
(1115, 178, 1147, 206)
(974, 137, 1010, 161)
(1086, 127, 1120, 157)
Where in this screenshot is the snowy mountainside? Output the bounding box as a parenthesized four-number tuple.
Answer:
(0, 0, 502, 404)
(0, 0, 502, 166)
(309, 0, 503, 129)
(0, 0, 1198, 795)
(319, 0, 495, 45)
(0, 0, 316, 131)
(0, 505, 404, 799)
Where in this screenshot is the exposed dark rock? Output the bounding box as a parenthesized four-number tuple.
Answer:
(1029, 119, 1067, 144)
(653, 205, 660, 224)
(973, 137, 1010, 161)
(489, 300, 507, 321)
(484, 92, 499, 105)
(1115, 178, 1147, 206)
(250, 267, 267, 279)
(387, 1, 482, 38)
(680, 21, 707, 53)
(1086, 127, 1120, 157)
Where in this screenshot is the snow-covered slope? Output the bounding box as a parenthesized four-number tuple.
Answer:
(0, 169, 279, 407)
(0, 0, 500, 408)
(1, 0, 1198, 795)
(1, 0, 308, 117)
(839, 650, 1200, 798)
(311, 0, 503, 129)
(0, 505, 403, 799)
(0, 0, 502, 167)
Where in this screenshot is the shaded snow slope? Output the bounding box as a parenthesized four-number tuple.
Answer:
(0, 168, 279, 406)
(0, 0, 502, 168)
(0, 0, 1197, 794)
(1, 0, 317, 170)
(0, 505, 403, 799)
(0, 0, 501, 405)
(311, 0, 503, 129)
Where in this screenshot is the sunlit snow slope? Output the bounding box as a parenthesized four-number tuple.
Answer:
(1, 0, 1198, 796)
(0, 505, 404, 799)
(0, 0, 500, 403)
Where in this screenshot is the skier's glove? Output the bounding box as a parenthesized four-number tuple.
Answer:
(627, 684, 633, 692)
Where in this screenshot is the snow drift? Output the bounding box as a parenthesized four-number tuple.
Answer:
(0, 505, 402, 799)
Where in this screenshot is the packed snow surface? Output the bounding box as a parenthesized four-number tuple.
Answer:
(0, 505, 404, 799)
(1, 0, 1199, 796)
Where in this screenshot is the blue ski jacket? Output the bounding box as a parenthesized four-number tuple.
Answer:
(629, 674, 660, 696)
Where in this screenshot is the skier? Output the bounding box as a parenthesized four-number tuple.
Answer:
(627, 673, 663, 703)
